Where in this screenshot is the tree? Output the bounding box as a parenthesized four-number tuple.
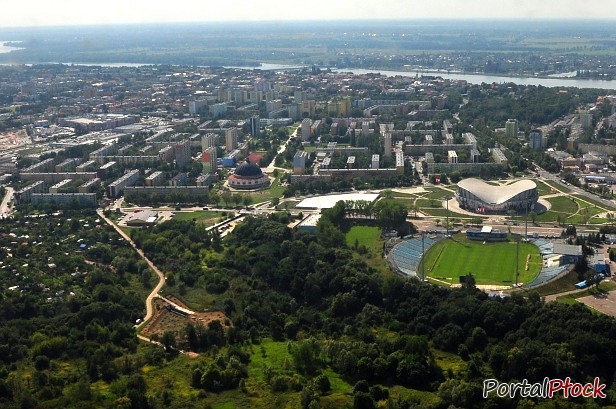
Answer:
(210, 192, 221, 206)
(375, 201, 408, 232)
(461, 273, 476, 290)
(233, 193, 243, 207)
(221, 191, 232, 207)
(243, 194, 253, 208)
(271, 197, 280, 207)
(587, 269, 603, 290)
(161, 331, 176, 352)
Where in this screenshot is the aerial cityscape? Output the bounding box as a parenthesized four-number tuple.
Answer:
(2, 6, 616, 409)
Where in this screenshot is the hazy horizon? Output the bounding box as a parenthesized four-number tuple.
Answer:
(3, 0, 616, 28)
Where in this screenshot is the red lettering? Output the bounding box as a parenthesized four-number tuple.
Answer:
(593, 377, 607, 399)
(570, 383, 583, 397)
(582, 383, 593, 398)
(548, 379, 564, 398)
(562, 377, 573, 398)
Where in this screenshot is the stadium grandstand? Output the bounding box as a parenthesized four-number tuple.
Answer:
(456, 178, 538, 214)
(388, 235, 445, 277)
(466, 226, 508, 241)
(524, 239, 580, 288)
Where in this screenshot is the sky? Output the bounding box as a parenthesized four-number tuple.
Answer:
(2, 0, 616, 27)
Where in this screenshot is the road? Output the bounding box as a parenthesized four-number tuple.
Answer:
(96, 209, 166, 329)
(0, 186, 13, 216)
(262, 125, 297, 174)
(536, 166, 616, 211)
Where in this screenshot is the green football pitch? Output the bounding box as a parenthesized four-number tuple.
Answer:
(419, 235, 542, 286)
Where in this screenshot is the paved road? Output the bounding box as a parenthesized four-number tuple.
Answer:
(97, 209, 165, 329)
(537, 167, 616, 211)
(262, 125, 296, 174)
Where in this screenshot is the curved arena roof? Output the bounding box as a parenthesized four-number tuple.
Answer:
(457, 178, 537, 205)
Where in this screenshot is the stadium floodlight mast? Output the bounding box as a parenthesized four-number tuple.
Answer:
(515, 237, 520, 286)
(442, 195, 453, 237)
(421, 232, 425, 281)
(524, 201, 529, 241)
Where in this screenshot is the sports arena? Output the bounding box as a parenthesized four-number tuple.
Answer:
(456, 178, 538, 214)
(387, 233, 577, 288)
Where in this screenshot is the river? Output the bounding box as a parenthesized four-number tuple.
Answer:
(332, 68, 616, 90)
(0, 41, 23, 54)
(227, 63, 616, 89)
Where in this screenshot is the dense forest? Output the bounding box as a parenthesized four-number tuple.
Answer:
(0, 210, 150, 408)
(130, 214, 616, 408)
(3, 208, 616, 408)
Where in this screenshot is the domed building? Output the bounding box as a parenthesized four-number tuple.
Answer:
(227, 158, 270, 190)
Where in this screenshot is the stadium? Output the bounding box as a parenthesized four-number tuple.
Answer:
(387, 233, 577, 288)
(456, 178, 538, 214)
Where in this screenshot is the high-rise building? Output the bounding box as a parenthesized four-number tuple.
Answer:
(372, 154, 380, 170)
(265, 99, 283, 114)
(294, 90, 307, 104)
(189, 100, 207, 115)
(225, 127, 238, 152)
(293, 151, 308, 175)
(173, 140, 191, 168)
(301, 100, 316, 117)
(579, 110, 592, 129)
(249, 115, 260, 137)
(362, 121, 370, 136)
(383, 132, 392, 157)
(301, 118, 312, 141)
(505, 119, 518, 138)
(201, 133, 216, 151)
(202, 147, 218, 174)
(529, 129, 544, 150)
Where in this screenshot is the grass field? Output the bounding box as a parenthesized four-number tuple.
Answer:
(420, 235, 542, 285)
(345, 226, 382, 253)
(345, 225, 389, 274)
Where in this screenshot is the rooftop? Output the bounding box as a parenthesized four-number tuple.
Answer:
(457, 178, 536, 205)
(296, 192, 380, 210)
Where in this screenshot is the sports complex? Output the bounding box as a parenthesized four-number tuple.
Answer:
(387, 232, 576, 289)
(386, 177, 583, 288)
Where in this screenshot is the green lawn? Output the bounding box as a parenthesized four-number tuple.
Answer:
(420, 235, 541, 285)
(535, 180, 555, 195)
(345, 225, 389, 274)
(424, 187, 455, 200)
(345, 225, 382, 253)
(547, 181, 571, 193)
(547, 196, 579, 214)
(526, 268, 580, 296)
(573, 194, 616, 211)
(250, 175, 286, 203)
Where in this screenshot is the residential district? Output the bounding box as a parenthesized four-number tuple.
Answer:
(3, 63, 616, 407)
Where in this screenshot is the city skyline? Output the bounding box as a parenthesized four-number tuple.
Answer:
(2, 0, 616, 27)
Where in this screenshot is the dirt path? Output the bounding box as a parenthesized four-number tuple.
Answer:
(97, 209, 165, 329)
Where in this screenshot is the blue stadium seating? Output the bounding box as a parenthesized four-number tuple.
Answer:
(389, 236, 444, 277)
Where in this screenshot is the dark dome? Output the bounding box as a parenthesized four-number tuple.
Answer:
(234, 159, 263, 177)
